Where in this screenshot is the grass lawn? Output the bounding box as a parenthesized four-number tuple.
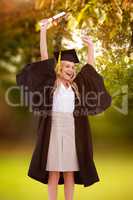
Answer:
(0, 146, 132, 200)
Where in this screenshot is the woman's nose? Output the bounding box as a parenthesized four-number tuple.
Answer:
(70, 68, 74, 73)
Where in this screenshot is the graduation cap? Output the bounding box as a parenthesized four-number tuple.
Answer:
(53, 49, 80, 63)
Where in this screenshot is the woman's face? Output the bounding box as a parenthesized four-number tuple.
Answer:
(60, 60, 76, 81)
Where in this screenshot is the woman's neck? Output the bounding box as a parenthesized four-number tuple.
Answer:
(58, 77, 71, 89)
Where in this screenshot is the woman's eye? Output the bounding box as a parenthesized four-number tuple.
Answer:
(65, 65, 74, 69)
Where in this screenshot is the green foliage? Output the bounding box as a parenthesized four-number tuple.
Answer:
(0, 0, 132, 118)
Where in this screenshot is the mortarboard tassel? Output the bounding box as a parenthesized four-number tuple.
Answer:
(55, 50, 62, 75)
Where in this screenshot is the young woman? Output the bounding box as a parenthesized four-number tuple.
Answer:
(40, 19, 95, 200)
(16, 19, 112, 200)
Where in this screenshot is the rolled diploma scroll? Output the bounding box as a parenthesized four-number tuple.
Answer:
(39, 12, 66, 26)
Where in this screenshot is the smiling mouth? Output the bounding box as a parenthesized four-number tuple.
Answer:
(66, 72, 72, 77)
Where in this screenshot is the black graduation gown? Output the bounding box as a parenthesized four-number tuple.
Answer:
(16, 58, 112, 187)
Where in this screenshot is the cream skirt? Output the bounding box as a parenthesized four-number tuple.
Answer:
(45, 111, 79, 171)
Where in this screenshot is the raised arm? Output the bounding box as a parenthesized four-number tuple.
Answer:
(74, 35, 112, 115)
(82, 35, 94, 66)
(40, 19, 49, 60)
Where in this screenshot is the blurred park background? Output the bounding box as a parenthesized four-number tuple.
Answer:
(0, 0, 133, 200)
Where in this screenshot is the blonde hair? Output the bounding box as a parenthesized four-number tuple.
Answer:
(50, 62, 81, 104)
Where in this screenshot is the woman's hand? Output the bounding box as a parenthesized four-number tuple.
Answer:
(40, 19, 49, 31)
(82, 35, 95, 66)
(82, 35, 94, 48)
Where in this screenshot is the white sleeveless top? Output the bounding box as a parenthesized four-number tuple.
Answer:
(52, 82, 75, 113)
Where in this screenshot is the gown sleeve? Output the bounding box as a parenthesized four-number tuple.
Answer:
(16, 58, 56, 112)
(74, 63, 112, 115)
(16, 58, 56, 91)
